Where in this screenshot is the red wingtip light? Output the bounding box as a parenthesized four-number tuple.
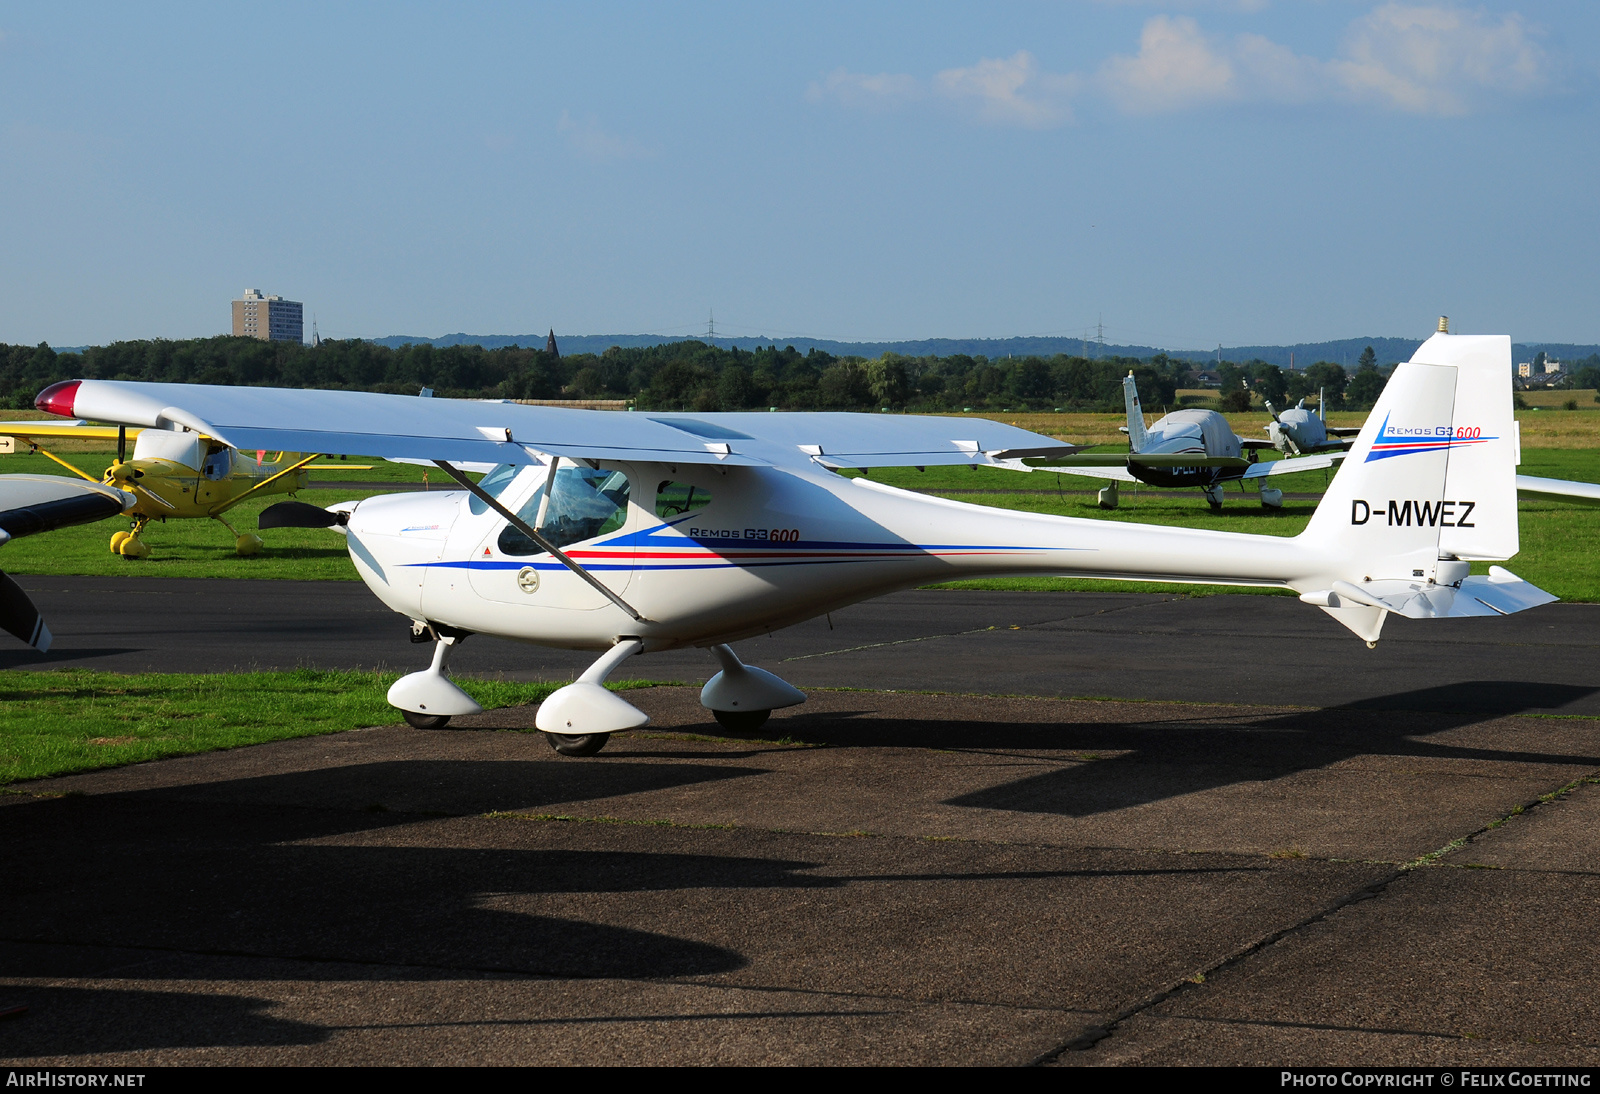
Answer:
(34, 380, 81, 418)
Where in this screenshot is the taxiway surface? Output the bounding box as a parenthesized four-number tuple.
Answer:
(2, 581, 1597, 1065)
(7, 577, 1600, 714)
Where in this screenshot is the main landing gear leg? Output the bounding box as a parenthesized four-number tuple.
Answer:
(111, 518, 151, 559)
(535, 638, 649, 757)
(215, 513, 264, 556)
(701, 644, 807, 733)
(388, 631, 483, 729)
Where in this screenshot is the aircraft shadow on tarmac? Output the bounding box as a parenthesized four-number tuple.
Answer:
(705, 682, 1600, 818)
(941, 681, 1600, 817)
(0, 983, 330, 1057)
(0, 756, 1268, 1011)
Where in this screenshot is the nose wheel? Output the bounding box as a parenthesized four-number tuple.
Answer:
(713, 708, 771, 733)
(545, 732, 611, 757)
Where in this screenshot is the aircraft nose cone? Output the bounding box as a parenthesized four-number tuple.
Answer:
(34, 380, 80, 418)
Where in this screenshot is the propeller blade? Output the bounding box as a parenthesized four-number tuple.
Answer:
(0, 570, 50, 652)
(258, 500, 349, 530)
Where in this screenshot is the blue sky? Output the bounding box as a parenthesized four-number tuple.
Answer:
(1, 2, 1594, 349)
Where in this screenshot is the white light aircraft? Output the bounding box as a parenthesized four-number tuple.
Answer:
(1263, 394, 1363, 456)
(35, 331, 1554, 756)
(1020, 373, 1347, 510)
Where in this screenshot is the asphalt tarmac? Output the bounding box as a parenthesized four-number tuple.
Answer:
(6, 577, 1600, 714)
(2, 580, 1598, 1065)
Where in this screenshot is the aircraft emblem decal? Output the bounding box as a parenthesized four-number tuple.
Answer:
(1365, 413, 1496, 463)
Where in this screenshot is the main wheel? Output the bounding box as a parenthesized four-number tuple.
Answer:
(544, 732, 610, 757)
(402, 710, 451, 729)
(713, 708, 771, 733)
(109, 530, 131, 554)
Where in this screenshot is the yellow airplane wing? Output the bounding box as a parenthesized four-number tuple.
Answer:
(0, 421, 146, 441)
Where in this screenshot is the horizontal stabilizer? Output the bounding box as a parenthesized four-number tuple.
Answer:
(1242, 452, 1345, 479)
(1299, 566, 1555, 620)
(1516, 474, 1600, 507)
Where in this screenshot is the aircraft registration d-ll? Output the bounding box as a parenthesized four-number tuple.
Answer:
(35, 331, 1555, 756)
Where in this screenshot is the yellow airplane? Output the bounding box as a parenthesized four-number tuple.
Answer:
(0, 420, 367, 557)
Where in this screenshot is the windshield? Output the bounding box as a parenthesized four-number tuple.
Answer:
(499, 466, 631, 554)
(468, 463, 521, 515)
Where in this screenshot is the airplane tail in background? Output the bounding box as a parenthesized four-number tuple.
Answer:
(1121, 372, 1148, 452)
(1296, 333, 1548, 642)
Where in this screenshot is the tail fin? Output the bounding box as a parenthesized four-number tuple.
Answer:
(1298, 334, 1521, 638)
(1121, 372, 1148, 452)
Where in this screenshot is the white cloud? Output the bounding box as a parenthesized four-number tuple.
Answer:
(557, 111, 653, 162)
(807, 52, 1075, 128)
(934, 51, 1077, 128)
(1092, 0, 1270, 10)
(808, 4, 1552, 128)
(1098, 16, 1237, 113)
(805, 69, 922, 111)
(1328, 4, 1547, 116)
(1096, 4, 1547, 116)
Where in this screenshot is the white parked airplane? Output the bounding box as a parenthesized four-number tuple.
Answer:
(1020, 373, 1346, 510)
(1263, 394, 1363, 456)
(33, 331, 1553, 756)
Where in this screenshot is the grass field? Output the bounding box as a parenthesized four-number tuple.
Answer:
(0, 669, 673, 785)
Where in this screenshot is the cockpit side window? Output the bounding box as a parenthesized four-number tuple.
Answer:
(655, 481, 711, 519)
(497, 466, 632, 555)
(201, 445, 232, 481)
(468, 463, 521, 515)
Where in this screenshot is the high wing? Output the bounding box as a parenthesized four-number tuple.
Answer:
(1516, 474, 1600, 506)
(36, 380, 1081, 470)
(1241, 452, 1345, 479)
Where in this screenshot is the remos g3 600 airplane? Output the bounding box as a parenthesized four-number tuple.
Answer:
(35, 331, 1553, 756)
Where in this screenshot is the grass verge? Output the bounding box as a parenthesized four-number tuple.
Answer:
(0, 669, 658, 785)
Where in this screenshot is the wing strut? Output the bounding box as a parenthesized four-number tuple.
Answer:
(430, 460, 648, 623)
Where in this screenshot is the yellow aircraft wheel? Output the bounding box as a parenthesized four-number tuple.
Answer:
(118, 536, 151, 559)
(235, 534, 264, 556)
(109, 530, 131, 554)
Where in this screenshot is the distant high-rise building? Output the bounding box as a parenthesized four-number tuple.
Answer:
(546, 329, 560, 358)
(232, 288, 303, 342)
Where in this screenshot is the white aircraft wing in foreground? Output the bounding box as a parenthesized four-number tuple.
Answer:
(0, 475, 135, 650)
(36, 331, 1555, 756)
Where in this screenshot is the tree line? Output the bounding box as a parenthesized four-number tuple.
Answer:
(0, 336, 1394, 414)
